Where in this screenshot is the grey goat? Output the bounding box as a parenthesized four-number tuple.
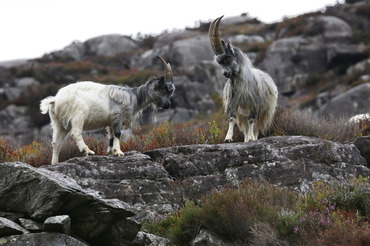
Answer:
(209, 16, 278, 142)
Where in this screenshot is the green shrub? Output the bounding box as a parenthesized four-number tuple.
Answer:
(142, 200, 202, 245)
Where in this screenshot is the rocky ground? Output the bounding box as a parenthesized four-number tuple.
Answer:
(0, 136, 369, 245)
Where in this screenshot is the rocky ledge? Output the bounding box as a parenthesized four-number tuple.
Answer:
(0, 136, 369, 245)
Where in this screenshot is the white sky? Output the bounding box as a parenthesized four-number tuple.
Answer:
(0, 0, 343, 62)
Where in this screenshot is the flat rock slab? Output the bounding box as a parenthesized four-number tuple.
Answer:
(0, 217, 28, 237)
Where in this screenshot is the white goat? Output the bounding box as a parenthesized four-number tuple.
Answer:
(348, 113, 370, 124)
(209, 16, 278, 142)
(40, 56, 175, 164)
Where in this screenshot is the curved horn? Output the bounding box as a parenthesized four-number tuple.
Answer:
(209, 15, 225, 55)
(157, 56, 173, 82)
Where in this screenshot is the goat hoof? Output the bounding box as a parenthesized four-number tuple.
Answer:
(225, 139, 233, 143)
(85, 150, 95, 156)
(113, 150, 125, 157)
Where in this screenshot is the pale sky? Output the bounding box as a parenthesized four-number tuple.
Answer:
(0, 0, 343, 62)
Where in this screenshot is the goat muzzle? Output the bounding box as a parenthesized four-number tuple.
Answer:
(209, 15, 225, 55)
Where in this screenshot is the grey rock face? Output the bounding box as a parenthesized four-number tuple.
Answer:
(0, 232, 88, 246)
(18, 218, 43, 233)
(85, 34, 140, 57)
(0, 217, 28, 237)
(0, 162, 138, 245)
(44, 215, 71, 235)
(315, 15, 352, 39)
(354, 136, 370, 168)
(260, 15, 363, 95)
(132, 35, 214, 72)
(319, 83, 370, 119)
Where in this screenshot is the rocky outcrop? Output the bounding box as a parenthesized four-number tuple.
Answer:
(1, 136, 369, 245)
(0, 162, 139, 246)
(261, 15, 365, 95)
(44, 136, 369, 220)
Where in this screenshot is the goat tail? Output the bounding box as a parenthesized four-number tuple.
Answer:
(40, 96, 55, 114)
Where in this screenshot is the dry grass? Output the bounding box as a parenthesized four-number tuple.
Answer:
(270, 107, 365, 143)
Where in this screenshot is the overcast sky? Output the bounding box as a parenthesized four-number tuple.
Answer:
(0, 0, 343, 62)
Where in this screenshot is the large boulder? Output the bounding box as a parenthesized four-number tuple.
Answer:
(319, 83, 370, 119)
(132, 35, 214, 72)
(314, 16, 352, 39)
(85, 34, 139, 57)
(0, 162, 139, 246)
(43, 35, 140, 61)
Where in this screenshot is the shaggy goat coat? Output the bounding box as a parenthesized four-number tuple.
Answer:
(40, 55, 175, 165)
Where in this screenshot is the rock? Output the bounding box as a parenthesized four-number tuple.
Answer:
(191, 229, 233, 246)
(18, 218, 43, 232)
(44, 41, 86, 61)
(129, 231, 171, 246)
(15, 77, 40, 88)
(153, 30, 200, 49)
(132, 35, 214, 72)
(146, 136, 368, 197)
(44, 215, 71, 235)
(0, 162, 139, 245)
(85, 34, 140, 57)
(221, 14, 252, 26)
(43, 34, 140, 61)
(261, 36, 326, 95)
(188, 60, 225, 95)
(0, 232, 88, 246)
(0, 217, 28, 237)
(228, 35, 265, 45)
(319, 83, 370, 119)
(261, 33, 365, 95)
(0, 213, 24, 224)
(354, 136, 370, 167)
(314, 16, 352, 39)
(45, 136, 369, 221)
(0, 105, 32, 135)
(4, 87, 22, 102)
(347, 58, 370, 75)
(45, 153, 175, 221)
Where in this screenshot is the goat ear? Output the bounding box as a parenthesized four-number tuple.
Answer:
(225, 40, 235, 55)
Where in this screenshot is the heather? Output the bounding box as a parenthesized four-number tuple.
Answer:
(143, 177, 370, 245)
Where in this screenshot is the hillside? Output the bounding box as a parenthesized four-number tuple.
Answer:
(0, 0, 369, 141)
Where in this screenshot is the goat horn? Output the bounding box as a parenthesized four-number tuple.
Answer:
(157, 56, 173, 82)
(209, 15, 225, 55)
